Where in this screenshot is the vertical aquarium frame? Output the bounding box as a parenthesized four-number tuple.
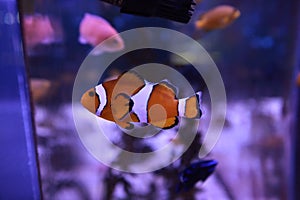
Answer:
(0, 0, 42, 199)
(292, 0, 300, 199)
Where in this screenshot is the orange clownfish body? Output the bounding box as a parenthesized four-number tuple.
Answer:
(81, 71, 202, 129)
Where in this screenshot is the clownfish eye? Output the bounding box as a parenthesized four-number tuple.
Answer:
(88, 91, 95, 97)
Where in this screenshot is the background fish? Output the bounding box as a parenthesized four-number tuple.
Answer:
(178, 159, 218, 191)
(78, 13, 124, 55)
(22, 14, 58, 49)
(30, 78, 52, 103)
(81, 70, 202, 130)
(195, 5, 240, 31)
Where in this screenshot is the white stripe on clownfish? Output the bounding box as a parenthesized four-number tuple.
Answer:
(178, 98, 186, 117)
(131, 81, 154, 123)
(95, 84, 107, 116)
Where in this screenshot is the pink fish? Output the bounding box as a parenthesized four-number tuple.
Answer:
(23, 14, 57, 49)
(79, 13, 124, 55)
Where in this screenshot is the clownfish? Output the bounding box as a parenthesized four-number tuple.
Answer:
(81, 71, 202, 130)
(178, 159, 218, 191)
(195, 5, 240, 31)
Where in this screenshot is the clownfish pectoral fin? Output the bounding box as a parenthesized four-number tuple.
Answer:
(180, 92, 202, 119)
(150, 117, 179, 129)
(111, 93, 133, 120)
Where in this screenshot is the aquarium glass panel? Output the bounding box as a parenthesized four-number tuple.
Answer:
(18, 0, 299, 199)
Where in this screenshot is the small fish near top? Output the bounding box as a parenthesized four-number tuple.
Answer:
(195, 5, 241, 31)
(79, 13, 124, 55)
(81, 70, 202, 130)
(177, 159, 218, 192)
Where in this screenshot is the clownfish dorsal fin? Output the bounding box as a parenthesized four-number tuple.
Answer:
(156, 80, 178, 99)
(111, 93, 133, 120)
(150, 117, 179, 129)
(114, 70, 146, 96)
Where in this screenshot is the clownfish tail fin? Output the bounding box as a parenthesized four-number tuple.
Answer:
(179, 91, 202, 119)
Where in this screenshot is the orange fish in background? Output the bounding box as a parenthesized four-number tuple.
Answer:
(296, 73, 300, 87)
(30, 78, 52, 102)
(79, 13, 124, 55)
(195, 5, 241, 31)
(81, 71, 202, 130)
(23, 15, 58, 49)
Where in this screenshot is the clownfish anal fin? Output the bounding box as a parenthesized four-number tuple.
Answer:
(150, 117, 179, 129)
(111, 93, 133, 120)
